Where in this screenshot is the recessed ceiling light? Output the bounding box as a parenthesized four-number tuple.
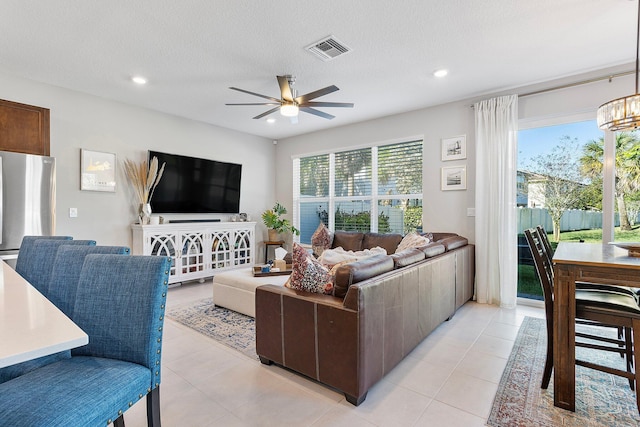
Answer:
(131, 76, 147, 85)
(266, 118, 276, 124)
(433, 69, 448, 78)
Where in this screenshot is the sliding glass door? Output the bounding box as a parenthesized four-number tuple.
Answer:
(516, 120, 604, 300)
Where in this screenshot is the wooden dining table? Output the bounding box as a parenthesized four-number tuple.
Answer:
(0, 260, 88, 368)
(552, 242, 640, 411)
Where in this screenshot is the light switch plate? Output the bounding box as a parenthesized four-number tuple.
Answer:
(467, 208, 475, 217)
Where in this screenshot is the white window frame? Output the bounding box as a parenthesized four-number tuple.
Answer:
(293, 137, 424, 242)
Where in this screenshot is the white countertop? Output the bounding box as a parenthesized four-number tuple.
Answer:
(0, 261, 88, 368)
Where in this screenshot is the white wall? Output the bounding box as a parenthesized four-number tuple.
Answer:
(274, 66, 637, 245)
(0, 72, 274, 248)
(274, 101, 477, 242)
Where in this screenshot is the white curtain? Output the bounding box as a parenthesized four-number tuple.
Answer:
(474, 95, 518, 308)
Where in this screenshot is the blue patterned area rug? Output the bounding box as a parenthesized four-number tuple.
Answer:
(487, 316, 640, 427)
(166, 298, 257, 359)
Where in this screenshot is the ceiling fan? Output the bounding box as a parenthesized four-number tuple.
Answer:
(226, 75, 354, 120)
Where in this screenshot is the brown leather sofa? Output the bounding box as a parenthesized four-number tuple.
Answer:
(255, 231, 475, 405)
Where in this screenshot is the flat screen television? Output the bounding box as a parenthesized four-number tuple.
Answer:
(148, 150, 242, 213)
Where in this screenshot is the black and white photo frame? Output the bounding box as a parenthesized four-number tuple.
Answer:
(441, 135, 466, 161)
(441, 165, 467, 191)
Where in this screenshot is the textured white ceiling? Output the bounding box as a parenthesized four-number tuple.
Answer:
(0, 0, 636, 139)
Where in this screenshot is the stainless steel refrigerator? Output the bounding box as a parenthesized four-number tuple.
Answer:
(0, 150, 55, 263)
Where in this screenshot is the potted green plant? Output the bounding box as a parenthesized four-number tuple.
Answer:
(262, 202, 300, 241)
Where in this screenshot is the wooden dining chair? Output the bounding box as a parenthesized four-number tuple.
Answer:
(525, 227, 639, 397)
(536, 225, 638, 299)
(536, 224, 636, 354)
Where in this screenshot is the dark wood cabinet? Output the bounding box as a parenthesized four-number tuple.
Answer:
(0, 99, 50, 156)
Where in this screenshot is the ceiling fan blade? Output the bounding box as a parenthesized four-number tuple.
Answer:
(226, 102, 280, 106)
(300, 107, 335, 120)
(253, 106, 280, 120)
(300, 101, 354, 108)
(295, 85, 339, 103)
(229, 87, 281, 103)
(277, 76, 294, 102)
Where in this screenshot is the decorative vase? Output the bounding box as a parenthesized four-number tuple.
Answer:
(139, 203, 152, 225)
(267, 229, 279, 242)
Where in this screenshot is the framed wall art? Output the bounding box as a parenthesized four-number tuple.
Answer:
(441, 135, 466, 161)
(441, 165, 466, 191)
(80, 149, 116, 192)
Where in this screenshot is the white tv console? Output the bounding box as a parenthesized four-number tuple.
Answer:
(131, 222, 256, 284)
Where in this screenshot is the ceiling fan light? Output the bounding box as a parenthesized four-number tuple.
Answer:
(433, 69, 448, 78)
(131, 75, 147, 85)
(280, 104, 299, 117)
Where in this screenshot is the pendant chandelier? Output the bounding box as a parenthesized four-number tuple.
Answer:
(597, 1, 640, 131)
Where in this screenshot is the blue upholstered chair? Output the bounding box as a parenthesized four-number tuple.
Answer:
(0, 349, 69, 385)
(14, 235, 72, 278)
(16, 238, 96, 295)
(0, 254, 171, 426)
(47, 245, 131, 317)
(0, 245, 130, 385)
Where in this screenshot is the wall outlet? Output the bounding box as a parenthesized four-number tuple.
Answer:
(69, 207, 78, 218)
(467, 208, 475, 217)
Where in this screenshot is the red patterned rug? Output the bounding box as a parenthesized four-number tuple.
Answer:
(487, 316, 640, 427)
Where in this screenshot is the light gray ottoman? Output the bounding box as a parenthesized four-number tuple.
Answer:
(212, 268, 289, 317)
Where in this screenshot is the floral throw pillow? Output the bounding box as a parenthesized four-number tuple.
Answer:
(311, 222, 332, 257)
(395, 232, 431, 253)
(285, 242, 335, 295)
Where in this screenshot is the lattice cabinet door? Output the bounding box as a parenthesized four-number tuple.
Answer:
(232, 227, 254, 266)
(146, 232, 178, 279)
(210, 229, 233, 270)
(179, 231, 206, 280)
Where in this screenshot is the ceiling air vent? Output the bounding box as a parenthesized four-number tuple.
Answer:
(305, 36, 352, 61)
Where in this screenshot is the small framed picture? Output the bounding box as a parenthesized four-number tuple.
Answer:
(441, 165, 466, 191)
(80, 149, 116, 192)
(441, 135, 466, 161)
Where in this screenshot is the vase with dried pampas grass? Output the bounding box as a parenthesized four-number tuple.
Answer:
(123, 156, 166, 224)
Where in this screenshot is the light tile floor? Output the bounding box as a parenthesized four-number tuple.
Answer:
(121, 280, 545, 427)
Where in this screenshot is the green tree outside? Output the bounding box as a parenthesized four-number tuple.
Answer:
(525, 137, 587, 241)
(580, 132, 640, 230)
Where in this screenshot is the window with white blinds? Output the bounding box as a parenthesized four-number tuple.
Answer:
(293, 139, 423, 244)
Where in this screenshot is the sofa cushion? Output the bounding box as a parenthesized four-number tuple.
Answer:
(430, 232, 459, 242)
(285, 243, 335, 295)
(439, 236, 468, 251)
(395, 232, 431, 253)
(311, 222, 333, 257)
(332, 231, 365, 252)
(419, 242, 446, 258)
(333, 254, 394, 298)
(390, 248, 426, 268)
(363, 233, 402, 254)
